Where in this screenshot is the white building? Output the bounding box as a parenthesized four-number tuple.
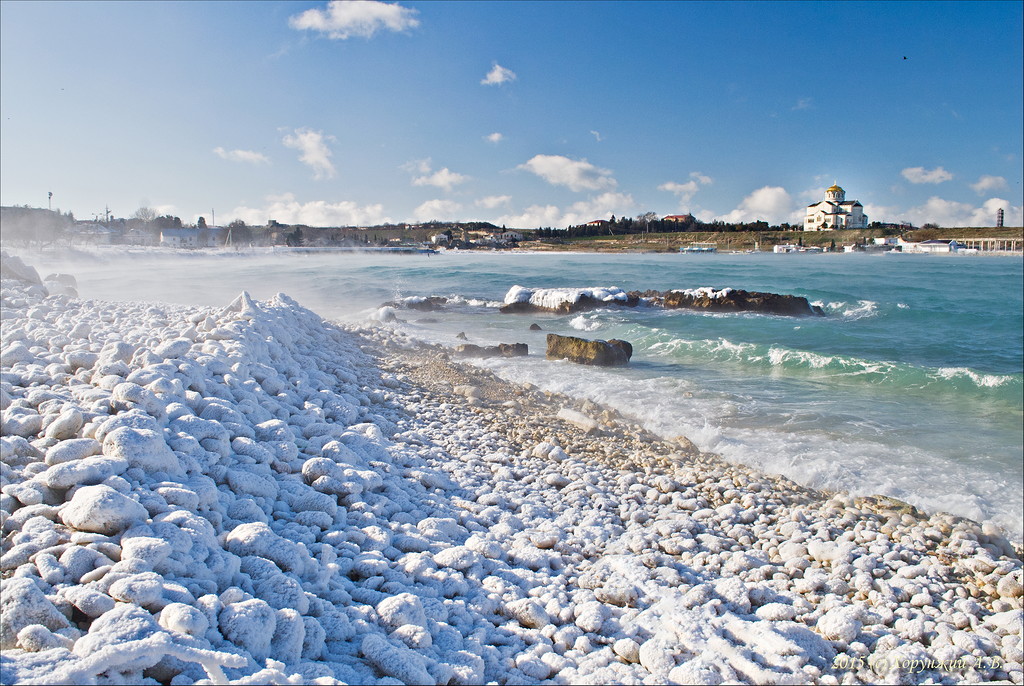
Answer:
(900, 238, 961, 254)
(804, 183, 868, 231)
(160, 228, 200, 248)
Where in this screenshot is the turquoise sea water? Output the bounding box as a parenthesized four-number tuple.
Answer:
(32, 249, 1024, 538)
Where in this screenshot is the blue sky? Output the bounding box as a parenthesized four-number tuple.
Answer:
(2, 1, 1021, 228)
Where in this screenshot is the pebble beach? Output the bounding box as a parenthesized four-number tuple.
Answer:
(1, 251, 1021, 685)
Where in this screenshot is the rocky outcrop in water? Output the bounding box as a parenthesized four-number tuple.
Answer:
(382, 296, 449, 311)
(500, 293, 641, 315)
(546, 334, 632, 366)
(498, 285, 823, 317)
(632, 288, 825, 316)
(455, 343, 529, 358)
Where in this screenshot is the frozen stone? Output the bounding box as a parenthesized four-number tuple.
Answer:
(60, 484, 149, 535)
(224, 521, 304, 573)
(756, 603, 797, 621)
(220, 598, 277, 661)
(38, 455, 128, 490)
(44, 438, 101, 466)
(72, 603, 161, 659)
(107, 572, 165, 607)
(17, 625, 72, 652)
(817, 606, 862, 643)
(361, 632, 435, 686)
(61, 586, 116, 618)
(44, 409, 84, 441)
(377, 593, 429, 632)
(0, 577, 70, 649)
(574, 600, 607, 633)
(102, 427, 182, 475)
(613, 637, 640, 663)
(505, 598, 551, 629)
(434, 545, 484, 571)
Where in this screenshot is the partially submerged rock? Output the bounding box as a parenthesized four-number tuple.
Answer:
(546, 333, 632, 366)
(501, 286, 639, 314)
(382, 296, 448, 311)
(454, 343, 528, 358)
(639, 287, 825, 316)
(497, 284, 824, 317)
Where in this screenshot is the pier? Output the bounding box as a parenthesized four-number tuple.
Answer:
(953, 237, 1022, 252)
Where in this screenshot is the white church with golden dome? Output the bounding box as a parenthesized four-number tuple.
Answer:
(803, 183, 867, 231)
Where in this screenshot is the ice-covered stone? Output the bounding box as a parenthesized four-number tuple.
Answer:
(0, 577, 70, 649)
(60, 484, 149, 534)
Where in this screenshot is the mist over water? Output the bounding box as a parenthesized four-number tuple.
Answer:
(24, 247, 1024, 538)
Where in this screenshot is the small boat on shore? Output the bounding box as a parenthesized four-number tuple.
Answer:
(680, 242, 718, 253)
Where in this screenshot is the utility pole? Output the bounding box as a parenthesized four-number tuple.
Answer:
(48, 192, 52, 211)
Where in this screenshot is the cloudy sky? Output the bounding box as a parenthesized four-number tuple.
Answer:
(2, 1, 1021, 228)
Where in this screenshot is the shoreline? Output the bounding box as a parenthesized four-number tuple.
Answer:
(4, 241, 1024, 259)
(1, 253, 1022, 685)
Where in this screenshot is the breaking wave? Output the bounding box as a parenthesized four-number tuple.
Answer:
(640, 330, 1021, 399)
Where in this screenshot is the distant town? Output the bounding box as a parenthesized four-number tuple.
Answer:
(1, 187, 1020, 255)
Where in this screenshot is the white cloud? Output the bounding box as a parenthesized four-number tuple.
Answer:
(792, 97, 813, 111)
(288, 0, 419, 40)
(659, 180, 700, 198)
(901, 166, 953, 184)
(412, 199, 462, 222)
(903, 196, 1021, 227)
(715, 186, 795, 224)
(402, 159, 468, 191)
(590, 130, 603, 142)
(227, 193, 388, 227)
(412, 167, 469, 192)
(476, 195, 512, 209)
(497, 192, 635, 229)
(658, 172, 712, 207)
(481, 63, 516, 86)
(861, 203, 903, 224)
(213, 147, 270, 165)
(518, 154, 617, 192)
(969, 175, 1007, 195)
(484, 132, 504, 144)
(282, 128, 336, 180)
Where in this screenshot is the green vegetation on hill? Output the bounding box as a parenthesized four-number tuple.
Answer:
(526, 226, 1023, 253)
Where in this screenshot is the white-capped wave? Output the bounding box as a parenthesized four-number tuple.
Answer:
(814, 300, 879, 319)
(936, 367, 1015, 388)
(569, 315, 603, 332)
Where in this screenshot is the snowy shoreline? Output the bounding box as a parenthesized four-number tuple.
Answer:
(1, 252, 1022, 685)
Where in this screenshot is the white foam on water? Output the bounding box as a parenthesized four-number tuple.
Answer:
(569, 314, 604, 332)
(936, 366, 1015, 388)
(812, 299, 879, 319)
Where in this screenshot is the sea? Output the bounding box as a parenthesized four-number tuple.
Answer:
(29, 248, 1024, 540)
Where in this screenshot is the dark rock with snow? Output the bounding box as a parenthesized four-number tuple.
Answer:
(633, 287, 825, 316)
(500, 286, 640, 315)
(546, 334, 632, 366)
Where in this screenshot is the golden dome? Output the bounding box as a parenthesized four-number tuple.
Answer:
(827, 184, 844, 192)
